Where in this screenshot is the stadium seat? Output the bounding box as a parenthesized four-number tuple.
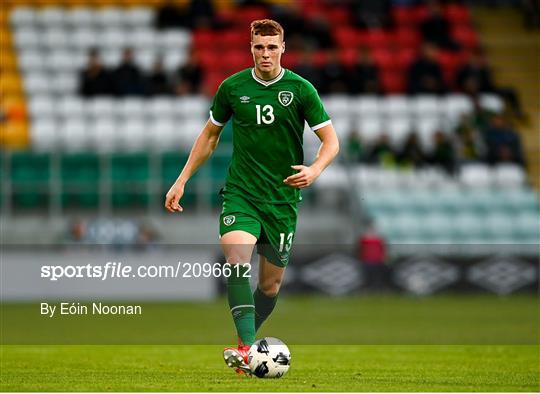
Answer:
(322, 95, 350, 118)
(71, 28, 98, 49)
(58, 119, 88, 152)
(386, 116, 412, 148)
(118, 120, 148, 152)
(100, 28, 127, 49)
(13, 27, 40, 49)
(60, 152, 100, 208)
(36, 7, 65, 27)
(493, 164, 526, 188)
(31, 120, 58, 151)
(163, 50, 187, 72)
(479, 94, 505, 113)
(351, 96, 381, 118)
(10, 7, 36, 27)
(65, 8, 95, 27)
(382, 95, 411, 117)
(125, 7, 154, 27)
(96, 7, 124, 28)
(160, 29, 191, 50)
(459, 164, 492, 188)
(358, 117, 384, 144)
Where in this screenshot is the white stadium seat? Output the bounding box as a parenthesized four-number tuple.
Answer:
(131, 28, 157, 49)
(46, 50, 76, 71)
(358, 117, 384, 144)
(118, 119, 148, 152)
(160, 29, 191, 49)
(411, 95, 440, 118)
(173, 96, 209, 118)
(119, 98, 145, 119)
(13, 27, 41, 49)
(351, 96, 381, 118)
(382, 95, 410, 117)
(89, 119, 117, 152)
(322, 95, 350, 118)
(42, 27, 70, 49)
(415, 117, 442, 151)
(66, 8, 95, 27)
(100, 28, 127, 49)
(36, 7, 66, 27)
(57, 96, 86, 119)
(442, 94, 473, 126)
(493, 164, 526, 188)
(480, 93, 505, 113)
(386, 116, 412, 148)
(95, 8, 125, 28)
(460, 164, 492, 188)
(50, 73, 78, 94)
(148, 98, 175, 117)
(18, 49, 45, 72)
(102, 49, 122, 67)
(134, 49, 157, 71)
(125, 7, 154, 27)
(31, 119, 58, 151)
(10, 7, 36, 27)
(28, 96, 56, 119)
(59, 119, 88, 151)
(149, 119, 177, 151)
(163, 50, 187, 72)
(88, 98, 115, 119)
(24, 73, 50, 95)
(70, 28, 98, 49)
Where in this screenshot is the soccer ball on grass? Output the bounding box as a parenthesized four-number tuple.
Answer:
(248, 337, 291, 378)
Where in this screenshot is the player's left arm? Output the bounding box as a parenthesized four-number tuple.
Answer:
(283, 123, 339, 189)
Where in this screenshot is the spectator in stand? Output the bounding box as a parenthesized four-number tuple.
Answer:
(420, 0, 460, 51)
(293, 47, 322, 89)
(148, 57, 171, 96)
(349, 0, 391, 29)
(345, 129, 364, 162)
(456, 48, 495, 95)
(79, 49, 112, 97)
(319, 49, 348, 94)
(113, 48, 147, 96)
(367, 133, 397, 167)
(173, 50, 203, 95)
(457, 49, 525, 119)
(398, 132, 426, 168)
(156, 0, 184, 29)
(357, 220, 387, 291)
(429, 130, 456, 173)
(456, 123, 486, 163)
(350, 48, 380, 94)
(482, 114, 525, 167)
(407, 43, 447, 95)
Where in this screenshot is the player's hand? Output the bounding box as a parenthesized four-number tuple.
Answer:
(283, 165, 321, 189)
(165, 182, 185, 213)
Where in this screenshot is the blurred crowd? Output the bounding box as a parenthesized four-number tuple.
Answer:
(79, 48, 202, 97)
(345, 108, 525, 173)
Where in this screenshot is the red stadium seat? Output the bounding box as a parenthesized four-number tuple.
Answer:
(413, 5, 429, 24)
(372, 49, 397, 71)
(437, 51, 462, 87)
(444, 5, 471, 25)
(282, 51, 300, 69)
(234, 7, 268, 25)
(365, 29, 394, 49)
(204, 71, 226, 95)
(395, 28, 421, 50)
(193, 30, 216, 50)
(392, 6, 416, 27)
(197, 49, 214, 69)
(334, 27, 360, 48)
(452, 26, 478, 48)
(381, 71, 407, 94)
(396, 48, 417, 70)
(338, 48, 357, 67)
(326, 7, 350, 25)
(220, 30, 248, 50)
(312, 51, 328, 67)
(226, 50, 252, 72)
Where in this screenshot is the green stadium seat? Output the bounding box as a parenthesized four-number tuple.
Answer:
(10, 152, 50, 208)
(61, 153, 100, 208)
(110, 153, 150, 208)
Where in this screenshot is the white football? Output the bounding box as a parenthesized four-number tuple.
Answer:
(248, 337, 291, 378)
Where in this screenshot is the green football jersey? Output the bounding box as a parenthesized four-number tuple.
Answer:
(209, 67, 331, 203)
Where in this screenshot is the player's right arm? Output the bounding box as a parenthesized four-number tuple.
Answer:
(164, 120, 223, 213)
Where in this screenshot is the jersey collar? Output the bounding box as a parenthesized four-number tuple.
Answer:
(251, 67, 285, 86)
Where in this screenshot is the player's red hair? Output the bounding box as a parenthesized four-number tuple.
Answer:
(250, 19, 284, 41)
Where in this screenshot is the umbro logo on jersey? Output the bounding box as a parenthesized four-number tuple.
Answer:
(278, 91, 294, 106)
(240, 96, 250, 103)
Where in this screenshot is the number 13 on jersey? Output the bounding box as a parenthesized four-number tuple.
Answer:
(256, 104, 275, 125)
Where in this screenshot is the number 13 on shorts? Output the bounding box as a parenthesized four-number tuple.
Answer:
(279, 232, 294, 253)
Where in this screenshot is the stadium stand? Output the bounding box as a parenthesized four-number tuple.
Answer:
(0, 0, 538, 250)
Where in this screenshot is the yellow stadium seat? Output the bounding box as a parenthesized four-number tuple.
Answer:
(0, 74, 23, 95)
(0, 53, 18, 72)
(0, 120, 30, 149)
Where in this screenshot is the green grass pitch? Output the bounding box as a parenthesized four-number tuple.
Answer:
(1, 295, 539, 391)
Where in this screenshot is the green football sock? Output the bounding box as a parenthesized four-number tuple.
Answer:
(227, 264, 255, 346)
(254, 286, 278, 332)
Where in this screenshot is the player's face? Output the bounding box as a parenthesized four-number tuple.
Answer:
(251, 34, 284, 76)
